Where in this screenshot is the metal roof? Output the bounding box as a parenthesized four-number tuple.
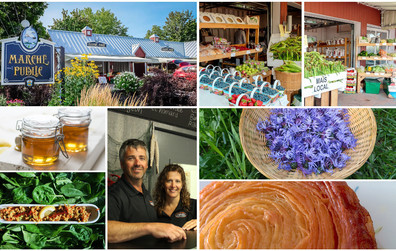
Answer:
(48, 29, 196, 60)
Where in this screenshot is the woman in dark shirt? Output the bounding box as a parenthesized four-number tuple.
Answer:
(153, 164, 197, 230)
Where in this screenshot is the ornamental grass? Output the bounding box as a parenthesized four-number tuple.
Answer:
(77, 84, 147, 106)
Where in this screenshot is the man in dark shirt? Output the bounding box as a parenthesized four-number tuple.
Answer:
(108, 139, 186, 243)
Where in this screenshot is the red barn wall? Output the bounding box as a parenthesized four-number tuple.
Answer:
(305, 2, 381, 35)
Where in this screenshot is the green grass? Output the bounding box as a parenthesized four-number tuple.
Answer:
(200, 108, 396, 180)
(199, 108, 265, 179)
(349, 109, 396, 179)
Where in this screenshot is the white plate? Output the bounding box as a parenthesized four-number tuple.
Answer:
(200, 181, 396, 248)
(0, 204, 100, 224)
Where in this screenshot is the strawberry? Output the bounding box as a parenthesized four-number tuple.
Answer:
(232, 94, 238, 99)
(230, 99, 237, 104)
(251, 98, 256, 103)
(240, 102, 247, 106)
(248, 102, 254, 106)
(255, 100, 263, 106)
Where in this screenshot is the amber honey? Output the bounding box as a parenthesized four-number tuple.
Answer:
(62, 125, 89, 152)
(22, 136, 60, 166)
(17, 115, 65, 166)
(58, 108, 91, 153)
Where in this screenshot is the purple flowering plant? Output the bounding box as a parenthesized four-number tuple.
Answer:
(256, 108, 357, 175)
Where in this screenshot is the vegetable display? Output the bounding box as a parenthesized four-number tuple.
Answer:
(235, 60, 269, 77)
(0, 172, 105, 249)
(256, 108, 357, 175)
(304, 51, 346, 78)
(270, 36, 302, 61)
(275, 60, 302, 73)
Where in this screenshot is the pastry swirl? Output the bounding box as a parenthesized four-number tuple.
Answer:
(199, 181, 377, 249)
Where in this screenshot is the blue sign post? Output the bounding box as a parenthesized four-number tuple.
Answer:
(1, 26, 55, 86)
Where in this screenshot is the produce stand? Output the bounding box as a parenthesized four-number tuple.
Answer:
(355, 38, 396, 93)
(302, 72, 347, 106)
(199, 22, 260, 62)
(199, 65, 289, 106)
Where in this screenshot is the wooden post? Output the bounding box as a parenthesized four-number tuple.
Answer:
(321, 91, 330, 106)
(305, 96, 315, 106)
(330, 89, 338, 106)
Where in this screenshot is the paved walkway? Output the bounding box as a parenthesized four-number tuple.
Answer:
(338, 90, 396, 106)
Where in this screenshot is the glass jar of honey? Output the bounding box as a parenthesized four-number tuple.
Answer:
(57, 108, 91, 152)
(16, 115, 67, 166)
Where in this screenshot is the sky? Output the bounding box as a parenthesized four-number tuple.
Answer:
(40, 2, 197, 38)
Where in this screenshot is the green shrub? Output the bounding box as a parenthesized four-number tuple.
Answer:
(113, 72, 143, 95)
(0, 94, 6, 106)
(49, 54, 99, 106)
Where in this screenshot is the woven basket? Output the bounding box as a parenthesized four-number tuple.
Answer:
(275, 70, 301, 90)
(239, 108, 377, 179)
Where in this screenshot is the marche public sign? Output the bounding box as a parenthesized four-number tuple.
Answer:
(1, 26, 55, 86)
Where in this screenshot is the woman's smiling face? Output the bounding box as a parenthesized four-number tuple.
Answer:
(165, 171, 182, 199)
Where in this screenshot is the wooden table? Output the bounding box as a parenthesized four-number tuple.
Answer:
(108, 230, 197, 249)
(304, 89, 339, 106)
(357, 72, 391, 93)
(0, 107, 105, 170)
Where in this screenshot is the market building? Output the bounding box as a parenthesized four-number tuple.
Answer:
(48, 27, 197, 78)
(305, 2, 396, 105)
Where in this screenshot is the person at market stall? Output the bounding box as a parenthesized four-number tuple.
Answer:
(153, 164, 197, 231)
(108, 139, 186, 243)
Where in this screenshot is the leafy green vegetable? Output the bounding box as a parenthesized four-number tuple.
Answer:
(0, 172, 105, 249)
(32, 185, 56, 204)
(270, 36, 302, 61)
(304, 51, 346, 78)
(12, 187, 33, 204)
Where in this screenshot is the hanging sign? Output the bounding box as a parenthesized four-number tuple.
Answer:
(1, 26, 55, 86)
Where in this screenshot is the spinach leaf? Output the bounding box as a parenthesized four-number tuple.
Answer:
(68, 225, 92, 243)
(12, 187, 33, 204)
(16, 172, 36, 178)
(60, 181, 90, 198)
(2, 230, 20, 244)
(22, 231, 47, 249)
(0, 173, 19, 187)
(32, 185, 56, 204)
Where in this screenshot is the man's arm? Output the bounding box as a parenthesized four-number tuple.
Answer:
(108, 220, 187, 243)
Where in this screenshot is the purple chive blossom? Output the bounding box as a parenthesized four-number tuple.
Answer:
(257, 108, 357, 175)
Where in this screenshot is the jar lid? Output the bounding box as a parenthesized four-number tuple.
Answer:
(58, 108, 92, 117)
(23, 115, 60, 129)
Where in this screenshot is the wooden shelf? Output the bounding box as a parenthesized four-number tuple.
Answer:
(199, 20, 261, 62)
(357, 42, 396, 47)
(355, 37, 396, 93)
(200, 48, 263, 62)
(314, 37, 351, 67)
(200, 23, 259, 29)
(357, 56, 396, 61)
(317, 42, 350, 48)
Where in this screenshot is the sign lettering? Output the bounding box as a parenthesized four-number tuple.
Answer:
(1, 27, 55, 86)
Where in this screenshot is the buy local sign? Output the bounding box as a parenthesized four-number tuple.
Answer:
(1, 26, 55, 86)
(302, 72, 347, 98)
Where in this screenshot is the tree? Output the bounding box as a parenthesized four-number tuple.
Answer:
(50, 7, 128, 36)
(0, 2, 49, 39)
(145, 10, 196, 42)
(163, 10, 196, 42)
(145, 25, 165, 40)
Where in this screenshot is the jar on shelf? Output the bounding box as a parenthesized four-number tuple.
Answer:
(57, 108, 92, 153)
(16, 115, 68, 166)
